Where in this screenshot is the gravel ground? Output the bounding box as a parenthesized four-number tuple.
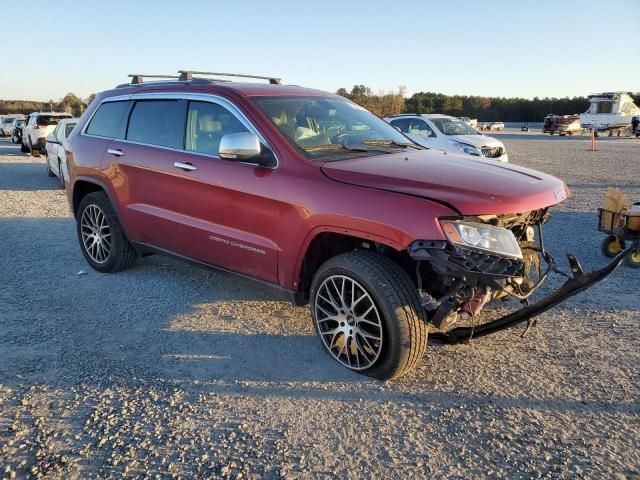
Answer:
(0, 132, 639, 479)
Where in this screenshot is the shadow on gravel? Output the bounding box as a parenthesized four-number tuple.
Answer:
(0, 211, 636, 397)
(0, 162, 61, 191)
(0, 141, 26, 156)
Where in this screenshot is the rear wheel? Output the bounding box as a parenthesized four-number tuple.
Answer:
(310, 250, 428, 380)
(601, 235, 625, 258)
(76, 192, 138, 273)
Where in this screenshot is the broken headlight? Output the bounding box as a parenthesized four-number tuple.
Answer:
(440, 220, 523, 259)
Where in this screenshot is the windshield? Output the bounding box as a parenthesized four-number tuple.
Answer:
(252, 96, 417, 160)
(430, 118, 479, 136)
(37, 115, 72, 126)
(3, 118, 14, 124)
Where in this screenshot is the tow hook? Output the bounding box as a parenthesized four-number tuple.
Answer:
(430, 246, 636, 344)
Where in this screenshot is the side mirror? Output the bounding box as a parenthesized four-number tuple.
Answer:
(219, 132, 261, 161)
(46, 133, 59, 144)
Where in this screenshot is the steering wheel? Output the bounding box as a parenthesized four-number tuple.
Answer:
(330, 132, 353, 145)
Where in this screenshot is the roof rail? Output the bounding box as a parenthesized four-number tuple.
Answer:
(128, 74, 180, 85)
(178, 70, 282, 85)
(386, 113, 420, 118)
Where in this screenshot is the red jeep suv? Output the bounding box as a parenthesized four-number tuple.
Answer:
(65, 71, 633, 380)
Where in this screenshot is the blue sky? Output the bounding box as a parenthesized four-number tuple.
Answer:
(1, 0, 638, 101)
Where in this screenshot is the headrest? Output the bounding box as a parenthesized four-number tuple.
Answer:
(199, 116, 221, 133)
(272, 112, 288, 126)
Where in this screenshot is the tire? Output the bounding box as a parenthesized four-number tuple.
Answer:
(601, 236, 625, 258)
(626, 251, 640, 269)
(45, 152, 55, 177)
(76, 192, 138, 273)
(11, 134, 19, 144)
(310, 250, 428, 380)
(58, 159, 65, 189)
(21, 142, 29, 153)
(31, 147, 40, 158)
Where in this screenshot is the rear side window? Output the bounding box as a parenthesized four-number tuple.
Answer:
(126, 100, 185, 149)
(86, 101, 129, 138)
(65, 122, 77, 137)
(38, 115, 68, 126)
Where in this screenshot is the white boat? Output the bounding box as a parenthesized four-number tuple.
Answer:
(580, 92, 640, 132)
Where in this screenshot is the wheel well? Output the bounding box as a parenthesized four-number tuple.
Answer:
(295, 232, 415, 305)
(72, 180, 104, 217)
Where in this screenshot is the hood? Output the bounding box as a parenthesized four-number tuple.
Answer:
(321, 149, 569, 215)
(449, 134, 504, 149)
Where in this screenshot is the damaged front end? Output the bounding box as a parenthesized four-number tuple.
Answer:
(409, 209, 636, 343)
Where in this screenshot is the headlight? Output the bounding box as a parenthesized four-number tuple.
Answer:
(452, 142, 481, 156)
(440, 220, 523, 259)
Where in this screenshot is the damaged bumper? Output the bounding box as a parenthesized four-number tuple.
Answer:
(428, 246, 636, 344)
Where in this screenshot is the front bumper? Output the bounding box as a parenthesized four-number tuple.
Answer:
(33, 137, 46, 150)
(425, 246, 636, 344)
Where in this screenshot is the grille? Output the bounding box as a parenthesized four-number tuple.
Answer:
(449, 246, 524, 277)
(481, 146, 504, 158)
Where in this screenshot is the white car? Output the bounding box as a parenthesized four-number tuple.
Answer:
(1, 115, 22, 136)
(45, 118, 78, 188)
(385, 114, 509, 163)
(22, 112, 73, 156)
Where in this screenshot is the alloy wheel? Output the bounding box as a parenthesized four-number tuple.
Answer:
(80, 204, 112, 264)
(314, 275, 383, 370)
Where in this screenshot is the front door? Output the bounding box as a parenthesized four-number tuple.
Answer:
(106, 97, 281, 283)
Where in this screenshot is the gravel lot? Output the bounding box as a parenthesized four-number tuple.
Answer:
(0, 132, 639, 479)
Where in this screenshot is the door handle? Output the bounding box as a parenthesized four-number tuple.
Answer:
(174, 161, 197, 171)
(107, 148, 126, 157)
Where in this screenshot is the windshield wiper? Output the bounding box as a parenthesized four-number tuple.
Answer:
(302, 143, 393, 154)
(361, 139, 423, 150)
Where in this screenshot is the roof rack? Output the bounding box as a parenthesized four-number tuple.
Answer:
(178, 70, 282, 85)
(128, 74, 180, 85)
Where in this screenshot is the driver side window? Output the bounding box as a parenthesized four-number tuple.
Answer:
(409, 119, 436, 137)
(185, 101, 249, 157)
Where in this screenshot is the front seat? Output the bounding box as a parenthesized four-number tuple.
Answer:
(196, 115, 222, 155)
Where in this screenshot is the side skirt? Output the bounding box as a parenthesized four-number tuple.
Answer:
(130, 241, 296, 304)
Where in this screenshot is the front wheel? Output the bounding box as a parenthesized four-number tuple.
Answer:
(76, 192, 138, 273)
(601, 235, 625, 258)
(57, 159, 65, 189)
(626, 251, 640, 269)
(46, 153, 55, 177)
(310, 251, 428, 380)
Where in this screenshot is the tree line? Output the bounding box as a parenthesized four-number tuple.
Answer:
(337, 85, 640, 121)
(3, 89, 639, 122)
(0, 93, 95, 117)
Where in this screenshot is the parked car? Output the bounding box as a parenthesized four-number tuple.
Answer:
(10, 118, 27, 143)
(458, 116, 478, 128)
(21, 112, 73, 156)
(1, 115, 22, 137)
(543, 114, 582, 136)
(64, 71, 631, 380)
(385, 114, 509, 162)
(45, 118, 78, 188)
